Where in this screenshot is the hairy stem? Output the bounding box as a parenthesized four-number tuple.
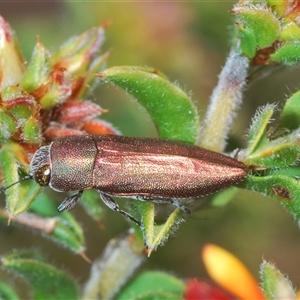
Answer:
(198, 48, 249, 152)
(0, 208, 56, 233)
(82, 232, 145, 300)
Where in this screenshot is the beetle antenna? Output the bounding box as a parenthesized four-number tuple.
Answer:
(1, 175, 33, 192)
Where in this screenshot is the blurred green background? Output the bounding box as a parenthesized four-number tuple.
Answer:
(1, 0, 300, 294)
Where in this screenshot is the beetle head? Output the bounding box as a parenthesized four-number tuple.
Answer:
(29, 145, 51, 187)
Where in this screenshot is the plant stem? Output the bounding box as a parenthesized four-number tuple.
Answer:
(82, 232, 144, 300)
(198, 48, 249, 152)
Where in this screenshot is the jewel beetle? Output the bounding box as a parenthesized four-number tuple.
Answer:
(9, 135, 248, 228)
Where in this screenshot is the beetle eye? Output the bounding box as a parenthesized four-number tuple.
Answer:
(35, 165, 51, 186)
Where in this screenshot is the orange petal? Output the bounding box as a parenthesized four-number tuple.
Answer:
(202, 244, 265, 300)
(81, 120, 120, 135)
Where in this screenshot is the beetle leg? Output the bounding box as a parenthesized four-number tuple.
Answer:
(99, 192, 143, 229)
(155, 199, 191, 214)
(57, 190, 83, 212)
(137, 196, 191, 214)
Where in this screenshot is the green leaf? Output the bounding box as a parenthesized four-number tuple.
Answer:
(20, 39, 49, 93)
(0, 145, 42, 218)
(280, 21, 300, 41)
(135, 201, 185, 252)
(248, 11, 280, 49)
(0, 282, 20, 300)
(53, 212, 85, 253)
(209, 187, 239, 207)
(137, 201, 155, 245)
(271, 42, 300, 66)
(234, 7, 280, 49)
(1, 87, 37, 130)
(0, 146, 18, 190)
(22, 116, 42, 144)
(28, 192, 58, 216)
(267, 166, 300, 177)
(246, 104, 300, 167)
(0, 110, 16, 143)
(246, 142, 300, 167)
(260, 260, 296, 299)
(29, 193, 86, 253)
(1, 250, 78, 300)
(116, 271, 185, 300)
(100, 66, 199, 143)
(80, 189, 104, 221)
(236, 24, 257, 58)
(243, 174, 300, 221)
(137, 201, 185, 252)
(279, 90, 300, 131)
(39, 87, 69, 109)
(246, 104, 275, 156)
(7, 180, 41, 218)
